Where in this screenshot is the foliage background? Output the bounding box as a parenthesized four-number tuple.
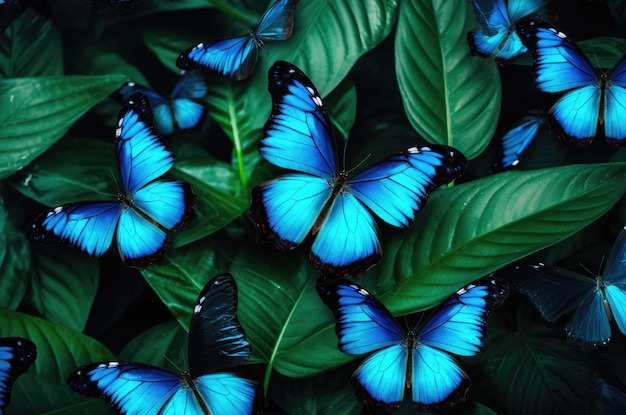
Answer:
(1, 0, 626, 413)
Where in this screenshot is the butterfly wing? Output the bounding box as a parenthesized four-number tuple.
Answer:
(176, 36, 259, 81)
(412, 278, 508, 412)
(0, 338, 36, 413)
(349, 145, 467, 228)
(493, 112, 544, 171)
(195, 373, 264, 415)
(255, 0, 297, 41)
(188, 274, 252, 378)
(517, 21, 601, 145)
(601, 228, 626, 339)
(116, 82, 176, 135)
(605, 56, 626, 146)
(28, 202, 122, 258)
(589, 373, 626, 415)
(169, 71, 207, 131)
(318, 280, 408, 410)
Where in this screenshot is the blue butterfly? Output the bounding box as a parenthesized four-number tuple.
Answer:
(517, 20, 626, 147)
(589, 373, 626, 414)
(513, 227, 626, 351)
(247, 61, 467, 277)
(466, 0, 547, 64)
(176, 0, 298, 80)
(0, 337, 37, 414)
(68, 274, 264, 415)
(27, 93, 195, 269)
(317, 278, 509, 413)
(116, 71, 207, 136)
(493, 110, 545, 171)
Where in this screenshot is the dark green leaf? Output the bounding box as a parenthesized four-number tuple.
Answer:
(395, 0, 500, 159)
(0, 199, 30, 309)
(0, 75, 127, 179)
(325, 77, 357, 141)
(119, 320, 187, 371)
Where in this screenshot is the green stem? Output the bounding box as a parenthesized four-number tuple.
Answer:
(227, 92, 248, 188)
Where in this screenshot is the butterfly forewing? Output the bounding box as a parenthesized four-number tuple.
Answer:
(494, 112, 544, 171)
(255, 0, 297, 40)
(0, 338, 37, 413)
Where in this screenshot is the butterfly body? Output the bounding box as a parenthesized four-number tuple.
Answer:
(176, 0, 297, 80)
(517, 20, 626, 146)
(28, 93, 195, 269)
(0, 337, 37, 414)
(69, 274, 264, 415)
(318, 278, 508, 412)
(249, 61, 467, 277)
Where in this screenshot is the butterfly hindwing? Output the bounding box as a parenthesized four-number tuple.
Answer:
(255, 0, 297, 40)
(0, 337, 36, 413)
(494, 112, 544, 171)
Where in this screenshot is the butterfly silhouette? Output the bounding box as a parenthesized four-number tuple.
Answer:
(176, 0, 298, 80)
(466, 0, 547, 64)
(513, 227, 626, 351)
(68, 274, 264, 415)
(115, 70, 207, 135)
(0, 337, 37, 414)
(27, 93, 195, 269)
(493, 110, 544, 171)
(517, 20, 626, 146)
(248, 61, 467, 277)
(317, 278, 509, 413)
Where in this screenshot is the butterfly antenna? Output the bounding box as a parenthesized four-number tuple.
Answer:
(579, 262, 599, 278)
(345, 153, 372, 175)
(163, 352, 185, 373)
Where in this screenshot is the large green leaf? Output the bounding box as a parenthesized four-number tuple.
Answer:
(0, 9, 63, 78)
(0, 309, 115, 414)
(0, 75, 126, 179)
(370, 162, 626, 314)
(395, 0, 500, 159)
(119, 320, 187, 371)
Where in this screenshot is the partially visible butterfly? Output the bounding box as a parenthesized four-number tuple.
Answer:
(517, 20, 626, 147)
(0, 337, 37, 414)
(68, 273, 264, 415)
(466, 0, 547, 64)
(176, 0, 298, 80)
(588, 373, 626, 415)
(115, 70, 207, 136)
(493, 110, 545, 171)
(512, 227, 626, 351)
(248, 61, 467, 277)
(317, 278, 509, 413)
(27, 93, 195, 269)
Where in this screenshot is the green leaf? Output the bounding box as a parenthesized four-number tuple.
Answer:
(370, 162, 626, 314)
(0, 9, 63, 78)
(0, 75, 127, 179)
(395, 0, 500, 159)
(0, 199, 30, 309)
(325, 77, 357, 141)
(25, 246, 99, 332)
(0, 308, 115, 414)
(119, 320, 187, 371)
(467, 303, 591, 415)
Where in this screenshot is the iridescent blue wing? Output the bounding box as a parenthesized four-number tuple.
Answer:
(0, 338, 36, 413)
(259, 60, 336, 178)
(170, 70, 207, 131)
(318, 280, 408, 411)
(116, 82, 173, 136)
(493, 111, 544, 171)
(255, 0, 297, 41)
(603, 227, 626, 285)
(194, 373, 264, 415)
(27, 202, 122, 258)
(188, 274, 252, 378)
(517, 21, 600, 145)
(412, 278, 508, 412)
(605, 56, 626, 146)
(349, 145, 467, 228)
(116, 93, 175, 195)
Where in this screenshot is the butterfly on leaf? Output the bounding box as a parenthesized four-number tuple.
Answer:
(248, 61, 467, 277)
(115, 70, 207, 136)
(517, 20, 626, 147)
(512, 227, 626, 351)
(176, 0, 298, 80)
(317, 278, 509, 413)
(27, 93, 195, 269)
(68, 273, 264, 415)
(493, 110, 545, 171)
(0, 337, 37, 414)
(466, 0, 547, 64)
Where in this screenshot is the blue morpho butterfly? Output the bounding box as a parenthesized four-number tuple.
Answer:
(317, 278, 509, 413)
(247, 61, 468, 277)
(176, 0, 297, 81)
(27, 93, 195, 269)
(115, 70, 207, 136)
(512, 227, 626, 351)
(466, 0, 547, 65)
(68, 274, 264, 415)
(517, 20, 626, 147)
(0, 337, 37, 414)
(493, 110, 545, 171)
(589, 373, 626, 414)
